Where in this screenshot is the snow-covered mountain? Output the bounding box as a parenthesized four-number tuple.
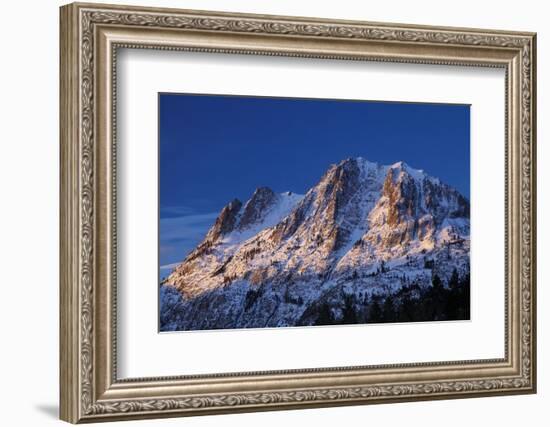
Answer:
(160, 157, 470, 331)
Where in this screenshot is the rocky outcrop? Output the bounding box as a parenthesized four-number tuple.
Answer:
(204, 199, 242, 242)
(362, 162, 470, 251)
(238, 187, 277, 230)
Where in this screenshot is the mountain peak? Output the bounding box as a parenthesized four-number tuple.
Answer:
(333, 158, 429, 183)
(204, 198, 242, 242)
(252, 186, 274, 197)
(162, 157, 470, 330)
(169, 158, 468, 289)
(390, 160, 406, 168)
(334, 156, 379, 170)
(388, 160, 426, 181)
(238, 187, 277, 230)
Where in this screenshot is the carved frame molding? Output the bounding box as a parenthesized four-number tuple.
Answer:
(60, 2, 536, 423)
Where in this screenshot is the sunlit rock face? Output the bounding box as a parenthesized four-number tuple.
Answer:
(363, 161, 469, 253)
(204, 199, 242, 242)
(237, 187, 278, 231)
(161, 158, 470, 331)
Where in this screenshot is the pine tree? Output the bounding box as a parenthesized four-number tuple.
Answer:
(449, 268, 460, 290)
(315, 304, 333, 325)
(397, 294, 413, 322)
(342, 297, 358, 324)
(369, 299, 383, 323)
(382, 295, 396, 322)
(432, 274, 443, 289)
(430, 274, 446, 320)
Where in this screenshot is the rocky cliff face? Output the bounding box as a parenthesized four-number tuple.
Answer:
(204, 199, 242, 242)
(161, 158, 470, 331)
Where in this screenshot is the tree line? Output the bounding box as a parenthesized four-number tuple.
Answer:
(313, 269, 470, 326)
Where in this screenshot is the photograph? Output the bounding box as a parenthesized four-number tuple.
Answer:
(158, 94, 471, 331)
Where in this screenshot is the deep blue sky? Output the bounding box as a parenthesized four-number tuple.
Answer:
(159, 93, 470, 274)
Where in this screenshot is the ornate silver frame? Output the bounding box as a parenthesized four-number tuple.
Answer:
(60, 2, 537, 423)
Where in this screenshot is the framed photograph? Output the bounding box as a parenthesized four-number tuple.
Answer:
(60, 2, 537, 423)
(158, 94, 472, 331)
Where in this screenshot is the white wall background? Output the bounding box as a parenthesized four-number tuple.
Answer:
(0, 0, 545, 426)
